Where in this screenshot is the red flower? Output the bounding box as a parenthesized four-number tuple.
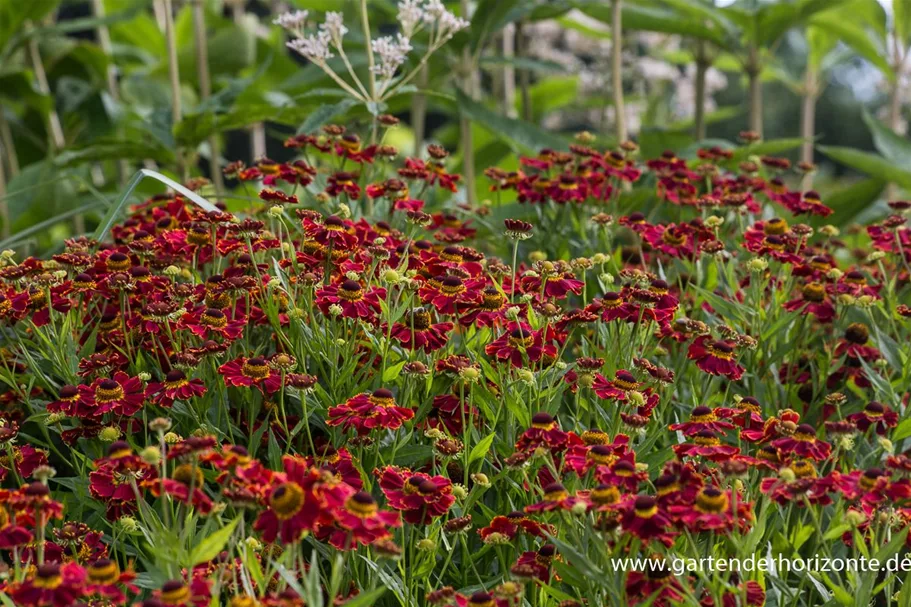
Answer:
(218, 356, 284, 394)
(376, 466, 455, 524)
(687, 336, 744, 380)
(770, 424, 832, 461)
(326, 171, 361, 198)
(327, 389, 414, 435)
(254, 456, 339, 544)
(515, 412, 573, 453)
(672, 430, 740, 462)
(76, 372, 146, 418)
(418, 275, 483, 315)
(846, 401, 899, 434)
(390, 308, 453, 352)
(316, 280, 385, 322)
(617, 494, 676, 544)
(525, 482, 588, 513)
(782, 282, 836, 323)
(667, 405, 735, 437)
(485, 322, 553, 368)
(179, 307, 246, 340)
(669, 486, 752, 532)
(329, 491, 400, 550)
(9, 562, 87, 607)
(145, 369, 207, 408)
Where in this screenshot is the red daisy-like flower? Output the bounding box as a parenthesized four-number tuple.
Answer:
(687, 336, 744, 381)
(179, 307, 246, 340)
(254, 456, 342, 544)
(390, 308, 453, 353)
(328, 491, 400, 550)
(485, 322, 553, 368)
(326, 171, 362, 198)
(846, 401, 899, 435)
(525, 482, 588, 513)
(515, 412, 574, 454)
(617, 494, 676, 544)
(376, 466, 455, 524)
(669, 486, 752, 532)
(145, 369, 207, 408)
(316, 280, 386, 322)
(327, 389, 415, 435)
(418, 275, 483, 316)
(672, 430, 740, 462)
(218, 356, 283, 394)
(77, 371, 146, 417)
(9, 562, 87, 607)
(668, 405, 735, 437)
(770, 424, 832, 461)
(782, 282, 836, 323)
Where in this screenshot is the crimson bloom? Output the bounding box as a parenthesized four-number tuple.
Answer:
(218, 356, 283, 394)
(329, 491, 400, 549)
(770, 424, 832, 461)
(687, 336, 744, 381)
(9, 562, 87, 607)
(76, 372, 146, 417)
(327, 389, 415, 435)
(316, 280, 385, 322)
(376, 466, 455, 524)
(145, 369, 207, 408)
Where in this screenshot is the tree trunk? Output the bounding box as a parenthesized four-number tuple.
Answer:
(460, 0, 476, 206)
(192, 0, 224, 196)
(747, 45, 762, 136)
(611, 0, 627, 143)
(694, 41, 708, 141)
(160, 0, 186, 181)
(800, 67, 818, 191)
(502, 24, 517, 118)
(410, 65, 428, 155)
(517, 20, 532, 122)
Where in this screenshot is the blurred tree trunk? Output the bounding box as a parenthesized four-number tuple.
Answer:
(192, 0, 224, 196)
(694, 41, 708, 141)
(503, 24, 517, 118)
(92, 0, 129, 186)
(410, 66, 428, 155)
(460, 0, 476, 206)
(611, 0, 627, 143)
(800, 67, 818, 191)
(517, 20, 532, 122)
(746, 45, 762, 137)
(160, 0, 186, 181)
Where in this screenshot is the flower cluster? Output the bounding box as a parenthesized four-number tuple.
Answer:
(0, 118, 910, 606)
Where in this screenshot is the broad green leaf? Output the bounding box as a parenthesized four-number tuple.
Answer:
(821, 177, 885, 227)
(189, 516, 240, 565)
(468, 433, 496, 465)
(897, 0, 911, 47)
(455, 88, 566, 151)
(381, 361, 406, 383)
(581, 3, 727, 46)
(818, 145, 911, 190)
(809, 13, 892, 76)
(756, 0, 851, 47)
(862, 109, 911, 170)
(469, 0, 521, 52)
(297, 98, 360, 134)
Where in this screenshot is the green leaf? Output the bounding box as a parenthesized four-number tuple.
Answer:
(468, 434, 496, 466)
(455, 88, 566, 151)
(297, 98, 360, 135)
(92, 169, 220, 242)
(189, 517, 240, 565)
(470, 0, 520, 52)
(822, 177, 885, 227)
(897, 0, 911, 46)
(756, 0, 851, 46)
(338, 587, 386, 607)
(381, 361, 406, 383)
(809, 13, 891, 76)
(818, 145, 911, 190)
(580, 3, 727, 46)
(862, 109, 911, 169)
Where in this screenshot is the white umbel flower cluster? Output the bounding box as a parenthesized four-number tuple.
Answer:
(398, 0, 468, 41)
(272, 9, 308, 33)
(287, 32, 333, 64)
(372, 34, 413, 78)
